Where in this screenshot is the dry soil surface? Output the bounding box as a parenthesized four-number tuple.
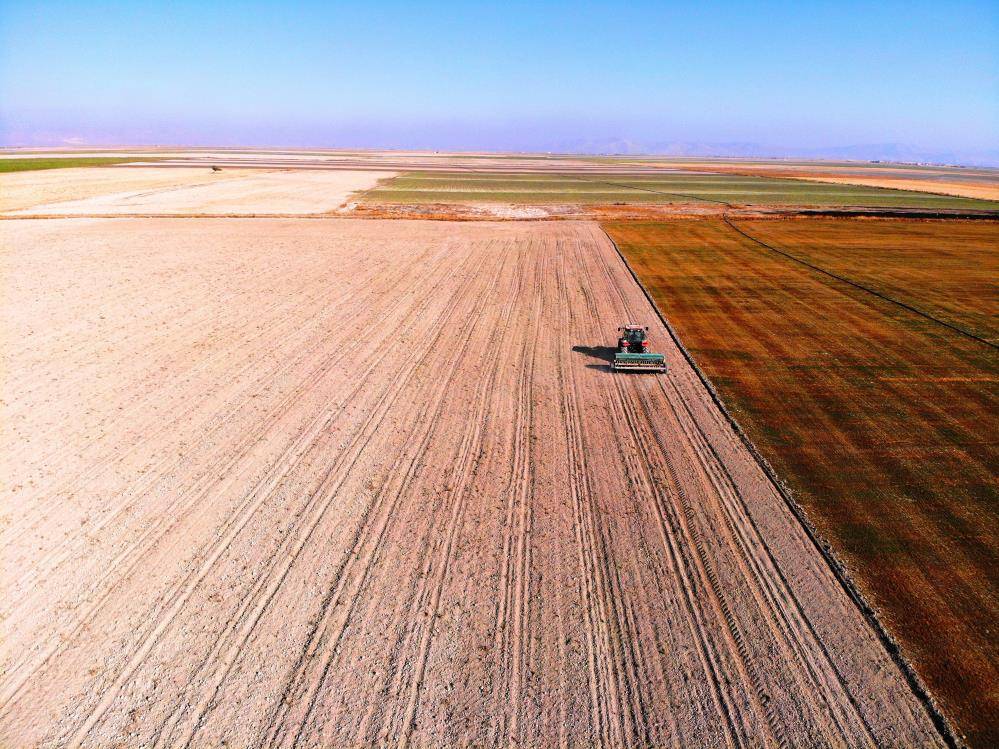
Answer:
(2, 168, 390, 215)
(0, 168, 251, 213)
(664, 161, 999, 202)
(1, 217, 944, 747)
(797, 175, 999, 202)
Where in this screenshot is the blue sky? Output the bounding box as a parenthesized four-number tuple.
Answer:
(1, 1, 996, 160)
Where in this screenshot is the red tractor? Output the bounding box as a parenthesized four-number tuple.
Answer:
(612, 325, 667, 372)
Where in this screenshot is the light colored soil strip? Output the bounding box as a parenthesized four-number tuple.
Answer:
(1, 169, 392, 216)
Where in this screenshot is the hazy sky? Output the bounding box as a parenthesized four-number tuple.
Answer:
(1, 1, 996, 157)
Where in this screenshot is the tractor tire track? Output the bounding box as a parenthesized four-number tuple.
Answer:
(592, 228, 864, 747)
(0, 243, 464, 712)
(5, 248, 443, 619)
(568, 234, 752, 747)
(265, 243, 512, 749)
(62, 244, 490, 748)
(1, 217, 948, 748)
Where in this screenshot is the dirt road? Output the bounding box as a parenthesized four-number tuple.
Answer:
(1, 217, 944, 747)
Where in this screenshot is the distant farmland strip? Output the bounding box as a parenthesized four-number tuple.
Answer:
(0, 158, 146, 173)
(612, 157, 999, 202)
(363, 171, 999, 210)
(605, 217, 999, 747)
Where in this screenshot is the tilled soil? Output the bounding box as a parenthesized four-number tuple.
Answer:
(1, 217, 944, 747)
(0, 168, 252, 212)
(1, 168, 390, 215)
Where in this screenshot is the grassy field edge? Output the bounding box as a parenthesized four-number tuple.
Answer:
(0, 157, 149, 173)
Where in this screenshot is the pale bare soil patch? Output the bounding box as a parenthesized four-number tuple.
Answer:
(0, 167, 254, 212)
(0, 217, 944, 747)
(661, 161, 999, 201)
(799, 175, 999, 201)
(4, 169, 390, 216)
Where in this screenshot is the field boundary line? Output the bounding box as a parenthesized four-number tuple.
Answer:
(3, 208, 997, 222)
(594, 228, 875, 743)
(598, 225, 963, 749)
(722, 218, 998, 351)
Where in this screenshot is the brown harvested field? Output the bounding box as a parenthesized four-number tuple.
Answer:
(605, 217, 999, 746)
(0, 216, 945, 747)
(0, 167, 390, 215)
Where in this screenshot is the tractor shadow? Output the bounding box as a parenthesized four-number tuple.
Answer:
(572, 345, 617, 370)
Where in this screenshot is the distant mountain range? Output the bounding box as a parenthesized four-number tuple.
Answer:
(2, 123, 995, 168)
(549, 139, 999, 168)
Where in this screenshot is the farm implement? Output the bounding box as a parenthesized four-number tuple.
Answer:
(611, 324, 667, 372)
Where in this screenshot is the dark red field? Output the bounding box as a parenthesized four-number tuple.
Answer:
(606, 217, 999, 746)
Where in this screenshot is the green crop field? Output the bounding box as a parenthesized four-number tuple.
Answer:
(0, 157, 145, 173)
(605, 217, 999, 746)
(362, 170, 999, 210)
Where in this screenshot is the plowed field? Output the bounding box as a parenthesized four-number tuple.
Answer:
(0, 168, 389, 215)
(1, 218, 944, 747)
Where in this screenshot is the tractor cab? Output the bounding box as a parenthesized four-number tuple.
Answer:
(618, 325, 650, 353)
